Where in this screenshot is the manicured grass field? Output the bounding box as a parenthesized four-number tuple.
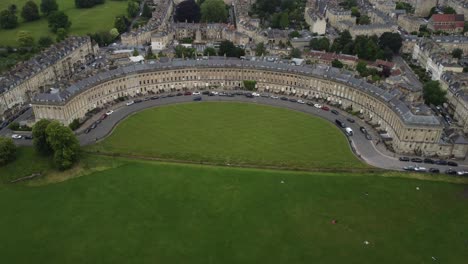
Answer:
(89, 102, 366, 170)
(0, 0, 127, 46)
(0, 155, 467, 263)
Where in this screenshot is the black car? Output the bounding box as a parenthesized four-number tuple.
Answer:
(447, 161, 458, 167)
(435, 160, 448, 165)
(360, 127, 367, 134)
(399, 157, 410, 162)
(429, 168, 440, 173)
(134, 99, 143, 103)
(176, 93, 183, 96)
(423, 158, 434, 164)
(335, 119, 345, 128)
(260, 94, 269, 98)
(91, 123, 97, 129)
(280, 97, 288, 101)
(411, 158, 423, 163)
(150, 96, 159, 100)
(144, 97, 151, 101)
(365, 133, 372, 140)
(245, 93, 253, 98)
(202, 91, 210, 95)
(167, 94, 175, 97)
(331, 109, 339, 115)
(193, 96, 202, 101)
(209, 92, 215, 96)
(306, 102, 314, 107)
(347, 118, 355, 123)
(445, 169, 457, 175)
(23, 135, 33, 140)
(227, 93, 235, 97)
(160, 94, 168, 98)
(84, 128, 91, 134)
(288, 98, 297, 103)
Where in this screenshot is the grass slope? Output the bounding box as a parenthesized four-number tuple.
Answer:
(0, 157, 467, 263)
(0, 0, 126, 46)
(89, 102, 366, 170)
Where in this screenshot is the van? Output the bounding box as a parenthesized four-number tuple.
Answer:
(335, 119, 345, 128)
(345, 127, 353, 136)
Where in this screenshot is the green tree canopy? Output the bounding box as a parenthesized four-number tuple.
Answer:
(21, 1, 40, 22)
(443, 6, 456, 14)
(279, 12, 289, 29)
(452, 48, 463, 59)
(423, 81, 446, 106)
(0, 137, 16, 166)
(114, 15, 129, 34)
(56, 27, 68, 42)
(38, 35, 54, 48)
(309, 37, 330, 51)
(48, 11, 71, 32)
(203, 47, 216, 56)
(356, 61, 368, 77)
(218, 40, 245, 58)
(200, 0, 227, 23)
(45, 121, 80, 170)
(332, 59, 344, 68)
(17, 31, 35, 47)
(255, 42, 266, 56)
(290, 48, 302, 58)
(0, 10, 18, 29)
(142, 3, 152, 19)
(33, 119, 53, 155)
(40, 0, 58, 16)
(378, 32, 402, 54)
(127, 1, 139, 18)
(75, 0, 104, 9)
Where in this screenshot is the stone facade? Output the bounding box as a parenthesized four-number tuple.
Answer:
(0, 36, 98, 120)
(305, 8, 326, 35)
(31, 58, 468, 158)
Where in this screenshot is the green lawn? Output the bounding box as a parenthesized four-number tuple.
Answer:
(0, 155, 467, 263)
(89, 102, 367, 170)
(0, 0, 127, 46)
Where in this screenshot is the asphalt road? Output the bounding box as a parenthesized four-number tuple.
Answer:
(4, 92, 468, 173)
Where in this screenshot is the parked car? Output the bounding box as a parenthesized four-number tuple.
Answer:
(184, 91, 192, 96)
(345, 127, 353, 136)
(414, 166, 427, 172)
(202, 91, 210, 95)
(456, 171, 468, 176)
(11, 134, 22, 139)
(399, 157, 410, 162)
(289, 98, 297, 102)
(106, 110, 114, 116)
(211, 91, 219, 95)
(245, 93, 254, 98)
(360, 127, 367, 134)
(331, 109, 339, 115)
(150, 96, 160, 100)
(192, 91, 201, 95)
(209, 92, 216, 96)
(445, 169, 457, 175)
(423, 158, 434, 164)
(252, 92, 260, 97)
(271, 95, 279, 99)
(429, 168, 440, 173)
(167, 94, 175, 97)
(134, 99, 142, 103)
(403, 166, 415, 171)
(218, 92, 227, 96)
(90, 123, 97, 129)
(411, 158, 423, 163)
(321, 106, 330, 111)
(306, 101, 314, 106)
(447, 161, 458, 167)
(176, 92, 183, 96)
(365, 133, 372, 140)
(297, 100, 305, 104)
(160, 94, 168, 98)
(347, 118, 355, 123)
(260, 94, 269, 98)
(280, 97, 288, 101)
(84, 128, 91, 134)
(23, 135, 33, 140)
(126, 101, 135, 106)
(193, 96, 202, 101)
(435, 160, 448, 165)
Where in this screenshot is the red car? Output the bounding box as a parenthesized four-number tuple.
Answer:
(184, 91, 192, 96)
(321, 106, 330, 111)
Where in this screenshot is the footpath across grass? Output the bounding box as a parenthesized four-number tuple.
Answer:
(0, 155, 467, 263)
(0, 0, 127, 46)
(89, 102, 367, 170)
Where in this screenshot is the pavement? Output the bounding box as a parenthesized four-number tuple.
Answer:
(2, 91, 468, 173)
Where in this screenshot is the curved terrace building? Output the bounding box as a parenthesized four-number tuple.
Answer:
(31, 58, 468, 158)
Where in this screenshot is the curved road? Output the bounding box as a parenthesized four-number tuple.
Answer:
(6, 92, 468, 172)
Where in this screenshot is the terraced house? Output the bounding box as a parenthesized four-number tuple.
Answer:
(31, 58, 468, 158)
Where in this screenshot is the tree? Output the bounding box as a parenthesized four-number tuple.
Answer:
(332, 59, 344, 68)
(289, 31, 300, 38)
(146, 48, 157, 59)
(109, 28, 119, 38)
(255, 42, 266, 56)
(0, 137, 16, 166)
(174, 45, 195, 59)
(279, 12, 289, 29)
(395, 2, 414, 14)
(379, 32, 403, 54)
(290, 48, 302, 58)
(8, 4, 17, 14)
(45, 121, 80, 170)
(75, 0, 105, 9)
(21, 1, 40, 22)
(351, 7, 360, 17)
(203, 47, 216, 56)
(356, 61, 368, 77)
(132, 48, 139, 56)
(243, 80, 257, 91)
(309, 37, 330, 51)
(423, 81, 446, 106)
(452, 48, 463, 59)
(114, 15, 128, 34)
(174, 0, 200, 22)
(17, 31, 34, 47)
(443, 6, 456, 14)
(331, 30, 353, 54)
(38, 36, 54, 48)
(89, 31, 114, 46)
(32, 119, 53, 155)
(48, 11, 71, 32)
(127, 0, 139, 18)
(142, 2, 152, 19)
(219, 40, 244, 58)
(0, 10, 18, 29)
(358, 15, 370, 25)
(56, 28, 68, 42)
(201, 0, 227, 23)
(40, 0, 58, 16)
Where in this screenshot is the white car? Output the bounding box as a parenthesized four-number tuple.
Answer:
(11, 134, 22, 139)
(314, 104, 322, 108)
(126, 101, 134, 106)
(212, 91, 219, 95)
(252, 92, 260, 97)
(414, 166, 427, 172)
(270, 95, 279, 99)
(297, 100, 305, 104)
(192, 91, 201, 95)
(457, 171, 468, 176)
(106, 110, 114, 116)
